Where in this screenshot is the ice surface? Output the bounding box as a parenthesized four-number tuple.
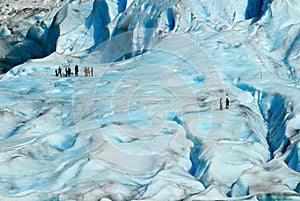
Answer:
(0, 0, 300, 200)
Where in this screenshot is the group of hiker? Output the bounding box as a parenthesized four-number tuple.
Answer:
(219, 97, 230, 110)
(55, 64, 230, 110)
(55, 64, 93, 77)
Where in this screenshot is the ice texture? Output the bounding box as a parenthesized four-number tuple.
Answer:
(0, 0, 299, 200)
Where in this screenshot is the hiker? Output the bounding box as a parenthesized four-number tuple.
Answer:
(65, 67, 68, 77)
(87, 67, 90, 76)
(58, 66, 62, 77)
(55, 69, 58, 76)
(84, 67, 88, 77)
(219, 98, 223, 110)
(91, 67, 93, 76)
(67, 66, 72, 76)
(75, 64, 79, 77)
(225, 97, 230, 109)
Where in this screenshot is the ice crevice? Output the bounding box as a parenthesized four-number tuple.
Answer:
(167, 115, 204, 185)
(236, 83, 293, 162)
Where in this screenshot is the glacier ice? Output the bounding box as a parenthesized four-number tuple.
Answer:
(0, 0, 300, 200)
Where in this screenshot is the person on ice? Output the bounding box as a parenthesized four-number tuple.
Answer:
(84, 67, 88, 77)
(55, 69, 58, 76)
(87, 67, 90, 76)
(91, 67, 93, 76)
(75, 64, 79, 77)
(225, 97, 230, 109)
(65, 67, 68, 77)
(58, 66, 62, 77)
(219, 98, 223, 110)
(67, 66, 72, 76)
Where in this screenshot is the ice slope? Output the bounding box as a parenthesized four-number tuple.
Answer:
(0, 0, 300, 200)
(0, 31, 300, 200)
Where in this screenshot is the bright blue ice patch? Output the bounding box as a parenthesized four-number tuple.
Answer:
(199, 121, 221, 130)
(193, 76, 204, 83)
(165, 112, 177, 121)
(185, 76, 204, 85)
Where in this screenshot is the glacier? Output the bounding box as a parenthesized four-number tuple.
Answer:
(0, 0, 300, 200)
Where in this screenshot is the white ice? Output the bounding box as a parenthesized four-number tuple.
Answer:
(0, 0, 299, 200)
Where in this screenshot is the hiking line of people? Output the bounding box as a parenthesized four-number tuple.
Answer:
(219, 97, 230, 110)
(55, 64, 93, 77)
